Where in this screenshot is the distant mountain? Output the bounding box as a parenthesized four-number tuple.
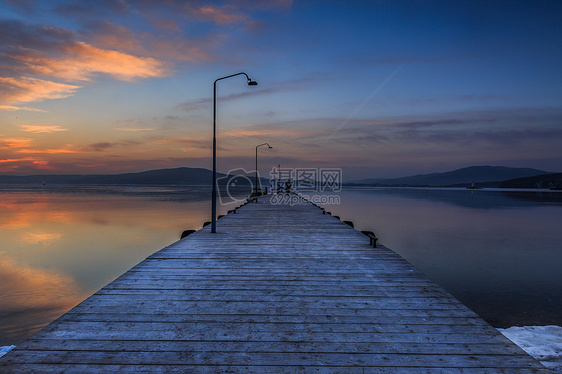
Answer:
(499, 173, 562, 189)
(0, 167, 262, 186)
(2, 166, 556, 189)
(72, 167, 217, 185)
(349, 166, 553, 187)
(350, 177, 389, 185)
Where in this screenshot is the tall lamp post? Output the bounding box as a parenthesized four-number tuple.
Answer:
(211, 72, 258, 233)
(255, 143, 272, 196)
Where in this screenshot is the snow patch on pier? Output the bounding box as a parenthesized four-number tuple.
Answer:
(0, 345, 15, 358)
(498, 325, 562, 373)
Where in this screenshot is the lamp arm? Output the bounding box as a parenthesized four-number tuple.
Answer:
(215, 72, 251, 85)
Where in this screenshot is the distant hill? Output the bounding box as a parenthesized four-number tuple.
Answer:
(351, 177, 389, 185)
(350, 166, 553, 187)
(499, 173, 562, 189)
(72, 167, 217, 185)
(0, 167, 262, 186)
(2, 166, 556, 189)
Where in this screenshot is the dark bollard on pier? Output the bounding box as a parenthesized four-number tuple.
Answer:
(180, 229, 196, 239)
(361, 230, 378, 247)
(343, 220, 354, 228)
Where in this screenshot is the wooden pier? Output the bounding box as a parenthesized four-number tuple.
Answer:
(1, 196, 551, 373)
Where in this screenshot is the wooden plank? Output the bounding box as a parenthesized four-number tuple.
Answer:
(101, 280, 445, 289)
(82, 290, 458, 300)
(0, 196, 551, 373)
(27, 331, 511, 345)
(0, 364, 550, 374)
(56, 312, 486, 325)
(67, 304, 481, 318)
(35, 321, 502, 336)
(3, 350, 547, 368)
(20, 339, 527, 356)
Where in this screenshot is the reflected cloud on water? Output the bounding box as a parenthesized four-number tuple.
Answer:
(0, 259, 86, 344)
(0, 185, 243, 345)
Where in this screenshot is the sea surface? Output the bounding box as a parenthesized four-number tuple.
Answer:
(1, 185, 561, 346)
(320, 188, 562, 329)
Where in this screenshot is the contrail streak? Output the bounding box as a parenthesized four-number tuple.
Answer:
(329, 64, 404, 138)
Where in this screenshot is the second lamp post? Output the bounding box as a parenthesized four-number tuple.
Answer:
(254, 143, 272, 196)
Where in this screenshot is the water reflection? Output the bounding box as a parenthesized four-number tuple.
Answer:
(0, 185, 246, 345)
(0, 259, 86, 344)
(2, 186, 561, 345)
(324, 188, 562, 328)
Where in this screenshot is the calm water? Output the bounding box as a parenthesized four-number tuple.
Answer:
(0, 185, 243, 346)
(1, 185, 561, 345)
(321, 188, 562, 328)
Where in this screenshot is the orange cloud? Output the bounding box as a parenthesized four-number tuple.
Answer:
(0, 138, 33, 148)
(33, 160, 54, 170)
(16, 42, 166, 82)
(0, 164, 19, 173)
(225, 126, 322, 139)
(20, 125, 67, 133)
(192, 5, 247, 24)
(1, 34, 167, 110)
(185, 1, 292, 25)
(116, 127, 156, 132)
(152, 136, 210, 149)
(0, 157, 53, 172)
(0, 105, 46, 112)
(16, 148, 79, 154)
(0, 76, 80, 105)
(0, 157, 35, 163)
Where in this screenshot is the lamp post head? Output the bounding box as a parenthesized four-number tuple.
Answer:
(256, 142, 271, 150)
(248, 80, 258, 86)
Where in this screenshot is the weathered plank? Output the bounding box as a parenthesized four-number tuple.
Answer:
(3, 350, 545, 367)
(19, 339, 529, 355)
(0, 196, 551, 373)
(0, 364, 551, 374)
(58, 312, 486, 325)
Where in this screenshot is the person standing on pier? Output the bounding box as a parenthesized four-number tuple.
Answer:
(285, 179, 292, 194)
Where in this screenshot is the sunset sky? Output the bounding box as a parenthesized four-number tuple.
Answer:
(1, 0, 561, 180)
